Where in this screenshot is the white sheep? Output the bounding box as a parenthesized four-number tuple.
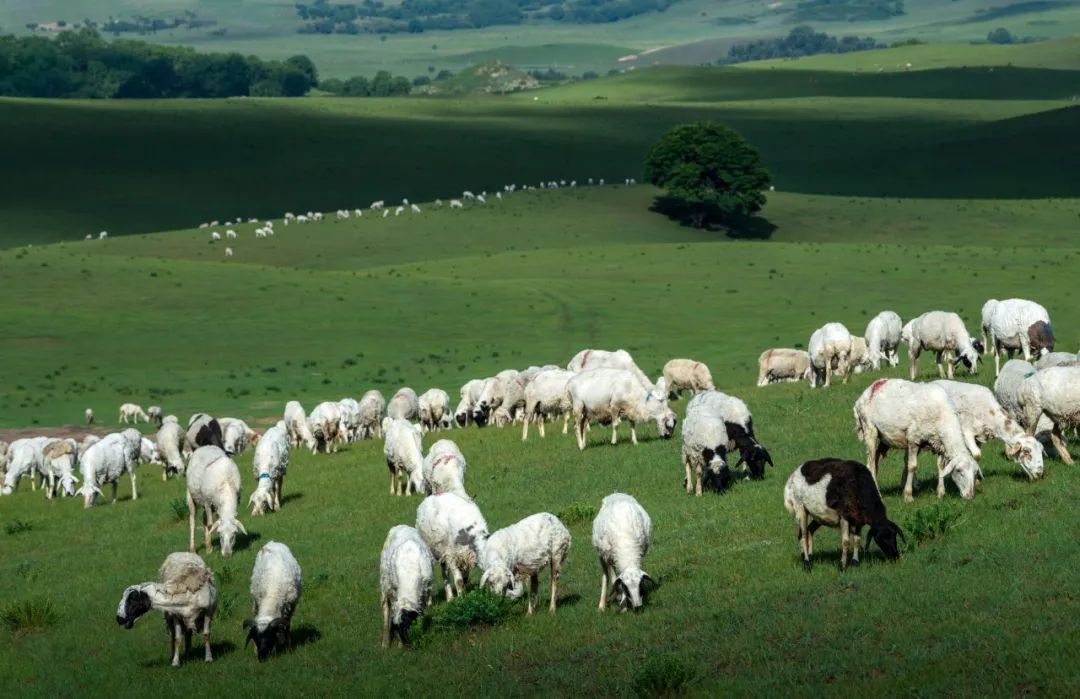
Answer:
(309, 401, 344, 453)
(387, 387, 419, 421)
(186, 446, 246, 557)
(410, 204, 421, 213)
(380, 525, 434, 647)
(592, 493, 653, 611)
(138, 436, 163, 467)
(1, 437, 52, 495)
(415, 492, 489, 600)
(284, 400, 317, 453)
(567, 348, 656, 392)
(680, 411, 730, 495)
(244, 541, 302, 660)
(808, 322, 854, 387)
(865, 311, 903, 370)
(450, 199, 463, 209)
(249, 424, 290, 515)
(77, 431, 139, 507)
(988, 298, 1054, 375)
(116, 553, 217, 667)
(337, 398, 362, 442)
(147, 405, 163, 426)
(358, 390, 386, 439)
(473, 370, 526, 427)
(854, 378, 980, 501)
(118, 402, 149, 424)
(211, 231, 221, 241)
(981, 299, 999, 355)
(421, 438, 468, 497)
(1016, 365, 1080, 464)
(521, 368, 575, 440)
(226, 230, 236, 239)
(156, 420, 187, 480)
(1035, 352, 1080, 369)
(417, 388, 451, 433)
(219, 417, 257, 456)
(454, 378, 484, 427)
(993, 359, 1036, 424)
(905, 311, 981, 380)
(662, 358, 715, 398)
(757, 348, 811, 386)
(37, 438, 79, 498)
(479, 513, 571, 615)
(225, 247, 233, 258)
(383, 417, 425, 496)
(85, 407, 95, 425)
(568, 369, 676, 450)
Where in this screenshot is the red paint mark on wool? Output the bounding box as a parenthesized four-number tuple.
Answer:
(869, 379, 888, 401)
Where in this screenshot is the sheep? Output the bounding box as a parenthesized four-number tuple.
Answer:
(387, 387, 419, 421)
(1036, 352, 1080, 369)
(421, 439, 467, 497)
(186, 413, 224, 452)
(218, 417, 257, 456)
(116, 552, 217, 667)
(225, 247, 233, 258)
(77, 432, 139, 507)
(358, 390, 386, 439)
(685, 391, 773, 480)
(757, 348, 811, 386)
(981, 299, 999, 355)
(0, 440, 7, 478)
(211, 231, 221, 241)
(284, 401, 317, 453)
(163, 415, 179, 424)
(337, 398, 362, 442)
(226, 230, 236, 239)
(410, 204, 421, 213)
(78, 434, 101, 461)
(865, 311, 903, 370)
(139, 437, 163, 467)
(85, 407, 95, 425)
(848, 336, 872, 374)
(380, 525, 434, 647)
(905, 311, 982, 380)
(418, 389, 451, 433)
(147, 405, 163, 426)
(119, 402, 149, 424)
(1, 437, 52, 495)
(988, 298, 1054, 375)
(853, 378, 981, 502)
(993, 359, 1037, 425)
(473, 370, 526, 427)
(783, 458, 904, 571)
(933, 380, 1044, 480)
(521, 368, 575, 440)
(415, 492, 489, 600)
(394, 206, 404, 216)
(38, 438, 80, 498)
(479, 513, 571, 615)
(567, 369, 676, 450)
(807, 322, 854, 387)
(567, 348, 656, 392)
(383, 418, 425, 496)
(186, 446, 246, 557)
(455, 379, 484, 427)
(450, 199, 463, 209)
(156, 420, 187, 481)
(249, 424, 290, 515)
(662, 359, 715, 398)
(244, 541, 302, 661)
(592, 493, 653, 611)
(1016, 366, 1080, 464)
(308, 401, 344, 453)
(680, 411, 731, 495)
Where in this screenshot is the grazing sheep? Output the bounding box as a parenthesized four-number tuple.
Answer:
(567, 348, 656, 392)
(119, 402, 150, 424)
(685, 391, 773, 480)
(905, 311, 982, 380)
(662, 359, 715, 398)
(416, 492, 489, 600)
(848, 336, 872, 374)
(993, 359, 1037, 424)
(77, 432, 139, 507)
(284, 401, 317, 453)
(147, 406, 163, 426)
(249, 424, 290, 515)
(521, 368, 575, 440)
(245, 541, 302, 661)
(186, 413, 224, 451)
(211, 231, 221, 242)
(854, 379, 981, 501)
(567, 369, 676, 450)
(139, 437, 163, 467)
(981, 299, 999, 355)
(418, 389, 451, 433)
(988, 298, 1053, 375)
(383, 418, 425, 496)
(85, 408, 95, 425)
(1, 437, 52, 495)
(116, 552, 217, 667)
(1035, 352, 1080, 369)
(933, 380, 1044, 480)
(455, 379, 484, 427)
(219, 417, 257, 456)
(156, 421, 187, 481)
(388, 387, 419, 421)
(808, 322, 854, 387)
(592, 493, 653, 611)
(783, 458, 903, 571)
(450, 199, 464, 209)
(421, 439, 467, 497)
(225, 247, 233, 258)
(78, 434, 101, 461)
(380, 525, 434, 647)
(186, 446, 246, 557)
(757, 348, 811, 386)
(480, 513, 571, 615)
(1016, 365, 1080, 464)
(474, 370, 530, 427)
(358, 390, 386, 439)
(680, 411, 731, 495)
(309, 401, 344, 453)
(337, 398, 362, 442)
(39, 438, 79, 498)
(864, 311, 903, 370)
(0, 440, 7, 478)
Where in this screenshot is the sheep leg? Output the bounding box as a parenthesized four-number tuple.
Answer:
(851, 527, 862, 566)
(111, 481, 118, 505)
(610, 416, 620, 445)
(903, 448, 919, 503)
(274, 476, 282, 510)
(171, 619, 182, 667)
(824, 358, 832, 388)
(130, 468, 138, 501)
(452, 566, 466, 596)
(202, 614, 213, 663)
(909, 345, 919, 381)
(441, 563, 454, 601)
(798, 507, 812, 571)
(521, 413, 530, 441)
(864, 428, 880, 481)
(575, 410, 588, 451)
(203, 506, 213, 553)
(538, 414, 546, 439)
(936, 455, 947, 498)
(630, 423, 639, 445)
(839, 518, 850, 572)
(526, 573, 539, 616)
(381, 598, 391, 648)
(684, 455, 693, 494)
(1020, 335, 1032, 362)
(46, 473, 54, 499)
(598, 560, 610, 610)
(935, 351, 946, 379)
(562, 413, 570, 434)
(187, 494, 197, 553)
(387, 461, 397, 496)
(549, 559, 560, 613)
(695, 462, 703, 496)
(1050, 425, 1073, 465)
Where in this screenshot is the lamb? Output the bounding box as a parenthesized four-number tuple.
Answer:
(337, 398, 361, 442)
(387, 387, 419, 421)
(249, 424, 290, 515)
(455, 379, 484, 427)
(592, 493, 653, 611)
(680, 411, 731, 495)
(421, 439, 467, 497)
(380, 525, 434, 647)
(244, 541, 302, 661)
(807, 322, 854, 387)
(358, 390, 386, 439)
(308, 401, 344, 453)
(864, 311, 903, 370)
(383, 417, 425, 496)
(757, 348, 811, 386)
(480, 513, 571, 615)
(521, 368, 575, 440)
(567, 348, 656, 392)
(933, 380, 1044, 480)
(85, 407, 95, 425)
(284, 401, 317, 453)
(77, 432, 139, 507)
(186, 413, 224, 451)
(1035, 352, 1080, 369)
(905, 311, 982, 380)
(662, 358, 715, 398)
(1016, 365, 1080, 464)
(147, 405, 163, 426)
(418, 389, 451, 433)
(186, 446, 246, 557)
(853, 378, 981, 501)
(139, 437, 164, 467)
(156, 420, 187, 480)
(988, 298, 1054, 375)
(981, 299, 999, 355)
(40, 438, 80, 498)
(783, 458, 904, 571)
(685, 391, 773, 480)
(116, 552, 217, 667)
(1, 437, 52, 495)
(567, 369, 676, 450)
(119, 402, 150, 424)
(415, 492, 489, 600)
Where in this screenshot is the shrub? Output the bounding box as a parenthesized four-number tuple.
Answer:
(901, 502, 962, 551)
(1, 598, 59, 634)
(5, 519, 33, 536)
(556, 502, 597, 526)
(632, 653, 696, 696)
(168, 498, 189, 521)
(430, 589, 514, 630)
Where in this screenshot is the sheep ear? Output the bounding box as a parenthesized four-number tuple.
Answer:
(762, 447, 774, 467)
(641, 572, 655, 589)
(242, 618, 255, 630)
(1005, 442, 1021, 458)
(234, 518, 248, 536)
(208, 520, 221, 533)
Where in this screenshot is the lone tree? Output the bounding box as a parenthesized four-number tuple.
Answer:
(645, 122, 772, 229)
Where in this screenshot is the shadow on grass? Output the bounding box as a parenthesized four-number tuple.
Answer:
(291, 624, 322, 649)
(648, 196, 778, 240)
(233, 531, 262, 553)
(139, 640, 237, 669)
(280, 492, 303, 505)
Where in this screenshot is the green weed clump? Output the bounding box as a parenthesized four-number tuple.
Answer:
(1, 598, 58, 634)
(556, 502, 597, 526)
(4, 519, 33, 536)
(902, 502, 963, 550)
(168, 499, 189, 521)
(632, 653, 696, 697)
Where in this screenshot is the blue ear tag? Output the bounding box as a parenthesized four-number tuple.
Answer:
(646, 392, 653, 401)
(259, 473, 272, 480)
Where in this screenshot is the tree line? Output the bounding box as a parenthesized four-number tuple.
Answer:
(724, 25, 884, 64)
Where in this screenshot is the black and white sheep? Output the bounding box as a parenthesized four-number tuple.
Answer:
(987, 298, 1054, 375)
(380, 525, 434, 647)
(244, 541, 302, 661)
(679, 411, 731, 495)
(685, 391, 773, 480)
(415, 492, 489, 600)
(592, 493, 653, 611)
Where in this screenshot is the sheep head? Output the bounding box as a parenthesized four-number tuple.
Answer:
(737, 444, 773, 480)
(613, 569, 654, 611)
(866, 520, 904, 561)
(1006, 436, 1044, 480)
(116, 586, 153, 629)
(479, 566, 515, 596)
(940, 455, 978, 500)
(244, 618, 289, 661)
(392, 608, 421, 645)
(699, 447, 731, 494)
(248, 488, 274, 516)
(210, 517, 247, 556)
(79, 484, 103, 508)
